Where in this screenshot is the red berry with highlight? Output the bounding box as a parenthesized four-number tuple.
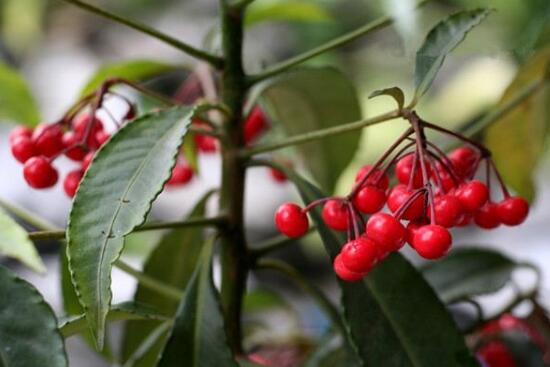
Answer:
(476, 341, 517, 367)
(63, 169, 84, 198)
(497, 197, 529, 226)
(32, 123, 64, 157)
(412, 224, 452, 260)
(429, 194, 463, 228)
(448, 146, 478, 178)
(23, 156, 58, 189)
(322, 200, 349, 231)
(275, 203, 309, 238)
(195, 134, 218, 153)
(455, 180, 488, 212)
(406, 220, 427, 248)
(340, 237, 379, 273)
(366, 213, 406, 252)
(355, 164, 389, 190)
(270, 168, 287, 183)
(387, 184, 424, 220)
(10, 136, 37, 163)
(353, 185, 386, 214)
(94, 130, 110, 147)
(244, 107, 268, 144)
(474, 202, 500, 229)
(167, 163, 193, 186)
(9, 126, 33, 143)
(81, 152, 95, 171)
(395, 154, 430, 188)
(62, 131, 87, 161)
(333, 254, 364, 282)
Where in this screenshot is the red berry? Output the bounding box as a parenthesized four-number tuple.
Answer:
(455, 180, 488, 212)
(94, 130, 110, 147)
(72, 114, 104, 148)
(322, 200, 349, 231)
(412, 224, 452, 260)
(63, 169, 84, 198)
(355, 164, 389, 190)
(274, 203, 309, 238)
(497, 197, 529, 226)
(366, 213, 406, 252)
(244, 107, 268, 144)
(32, 123, 64, 157)
(81, 152, 95, 171)
(353, 185, 386, 214)
(166, 163, 194, 186)
(476, 341, 517, 367)
(333, 254, 364, 282)
(23, 156, 58, 189)
(456, 213, 472, 227)
(448, 146, 478, 178)
(431, 162, 457, 193)
(62, 131, 87, 161)
(340, 237, 379, 273)
(395, 154, 430, 188)
(429, 194, 463, 228)
(269, 168, 287, 183)
(406, 220, 428, 248)
(10, 136, 37, 163)
(9, 126, 33, 143)
(474, 202, 500, 229)
(387, 184, 425, 220)
(195, 134, 218, 153)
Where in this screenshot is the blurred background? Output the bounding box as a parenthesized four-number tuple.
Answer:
(0, 0, 549, 365)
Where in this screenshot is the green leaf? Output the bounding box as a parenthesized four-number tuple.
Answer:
(0, 207, 45, 273)
(80, 59, 179, 96)
(485, 48, 550, 202)
(262, 67, 362, 191)
(0, 265, 68, 367)
(59, 302, 169, 338)
(121, 192, 213, 366)
(421, 248, 519, 303)
(245, 0, 332, 27)
(67, 106, 194, 348)
(414, 9, 491, 99)
(157, 239, 238, 367)
(369, 87, 405, 110)
(0, 61, 40, 126)
(243, 288, 290, 314)
(281, 168, 478, 367)
(122, 322, 172, 367)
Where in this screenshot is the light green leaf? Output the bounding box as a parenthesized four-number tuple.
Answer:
(67, 106, 194, 348)
(0, 207, 45, 273)
(0, 265, 68, 367)
(157, 239, 238, 367)
(246, 0, 332, 27)
(80, 59, 180, 96)
(421, 248, 519, 303)
(59, 302, 169, 338)
(0, 61, 40, 126)
(369, 87, 405, 110)
(280, 167, 479, 367)
(414, 9, 491, 99)
(121, 192, 213, 367)
(485, 48, 550, 202)
(262, 67, 362, 191)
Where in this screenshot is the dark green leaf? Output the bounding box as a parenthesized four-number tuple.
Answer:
(421, 248, 518, 303)
(0, 265, 68, 367)
(303, 334, 359, 367)
(122, 322, 172, 367)
(0, 61, 40, 126)
(415, 9, 491, 98)
(245, 0, 332, 27)
(369, 87, 405, 110)
(121, 192, 213, 366)
(157, 239, 238, 367)
(281, 168, 478, 367)
(59, 302, 169, 338)
(485, 48, 550, 202)
(80, 60, 179, 96)
(262, 67, 362, 191)
(0, 207, 45, 273)
(243, 288, 290, 314)
(67, 106, 193, 348)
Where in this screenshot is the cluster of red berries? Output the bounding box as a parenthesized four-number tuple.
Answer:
(274, 113, 529, 282)
(9, 111, 120, 197)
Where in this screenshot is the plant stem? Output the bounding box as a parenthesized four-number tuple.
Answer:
(59, 0, 224, 68)
(250, 227, 316, 261)
(28, 216, 226, 241)
(218, 0, 249, 354)
(255, 259, 347, 338)
(114, 260, 182, 301)
(241, 110, 400, 157)
(0, 197, 58, 231)
(247, 0, 431, 84)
